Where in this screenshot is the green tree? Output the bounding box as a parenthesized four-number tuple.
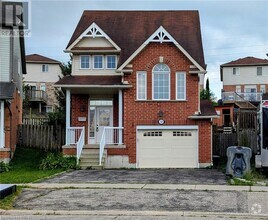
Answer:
(200, 78, 216, 103)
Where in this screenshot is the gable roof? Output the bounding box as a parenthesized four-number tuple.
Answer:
(26, 54, 61, 64)
(66, 11, 206, 69)
(221, 57, 268, 67)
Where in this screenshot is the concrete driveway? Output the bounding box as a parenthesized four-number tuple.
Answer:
(41, 169, 227, 185)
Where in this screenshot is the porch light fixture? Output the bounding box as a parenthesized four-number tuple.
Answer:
(158, 110, 164, 118)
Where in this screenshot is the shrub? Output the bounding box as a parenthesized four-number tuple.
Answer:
(39, 153, 78, 170)
(0, 161, 11, 173)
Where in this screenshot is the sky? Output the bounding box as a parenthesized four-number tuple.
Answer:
(25, 0, 268, 99)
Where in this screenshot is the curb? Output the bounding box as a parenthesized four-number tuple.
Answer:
(16, 183, 268, 192)
(1, 209, 268, 218)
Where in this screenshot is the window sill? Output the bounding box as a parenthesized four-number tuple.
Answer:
(135, 100, 187, 102)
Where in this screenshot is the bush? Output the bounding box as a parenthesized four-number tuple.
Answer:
(39, 153, 78, 170)
(0, 161, 11, 173)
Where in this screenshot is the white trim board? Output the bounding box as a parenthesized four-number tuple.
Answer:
(136, 125, 198, 130)
(66, 22, 121, 51)
(118, 26, 206, 73)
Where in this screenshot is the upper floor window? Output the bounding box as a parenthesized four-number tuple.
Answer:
(80, 55, 90, 69)
(137, 71, 147, 100)
(257, 67, 262, 76)
(93, 55, 103, 69)
(176, 72, 186, 100)
(42, 64, 48, 72)
(232, 67, 239, 76)
(106, 55, 117, 69)
(152, 64, 170, 100)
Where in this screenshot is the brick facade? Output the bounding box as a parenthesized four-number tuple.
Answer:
(0, 89, 23, 162)
(109, 43, 212, 164)
(223, 84, 268, 93)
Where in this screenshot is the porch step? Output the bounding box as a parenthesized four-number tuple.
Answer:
(79, 147, 106, 170)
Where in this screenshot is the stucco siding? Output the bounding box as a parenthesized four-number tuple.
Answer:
(222, 66, 268, 85)
(0, 34, 10, 82)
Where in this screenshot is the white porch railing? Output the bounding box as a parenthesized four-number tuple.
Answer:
(99, 127, 124, 165)
(66, 127, 85, 164)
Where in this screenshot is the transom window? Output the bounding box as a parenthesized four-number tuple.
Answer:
(152, 64, 170, 100)
(41, 64, 48, 72)
(93, 55, 103, 69)
(80, 55, 90, 69)
(106, 55, 117, 69)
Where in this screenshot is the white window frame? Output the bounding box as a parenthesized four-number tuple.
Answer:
(40, 83, 46, 91)
(260, 85, 266, 94)
(93, 55, 104, 69)
(152, 64, 170, 101)
(232, 67, 240, 76)
(41, 64, 48, 72)
(80, 55, 90, 69)
(176, 72, 186, 100)
(106, 55, 117, 69)
(136, 71, 147, 100)
(257, 66, 262, 76)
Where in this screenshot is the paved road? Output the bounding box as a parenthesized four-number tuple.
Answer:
(13, 188, 268, 215)
(41, 169, 227, 185)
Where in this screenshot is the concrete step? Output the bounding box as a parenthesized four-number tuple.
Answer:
(80, 159, 105, 164)
(84, 144, 99, 149)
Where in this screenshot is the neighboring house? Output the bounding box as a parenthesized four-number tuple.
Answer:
(221, 56, 268, 105)
(24, 54, 62, 116)
(55, 11, 218, 169)
(215, 57, 268, 128)
(0, 10, 27, 163)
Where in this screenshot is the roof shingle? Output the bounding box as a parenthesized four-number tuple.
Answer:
(221, 57, 268, 67)
(67, 10, 205, 69)
(26, 54, 61, 64)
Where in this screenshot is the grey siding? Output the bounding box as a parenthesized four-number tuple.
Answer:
(0, 34, 10, 82)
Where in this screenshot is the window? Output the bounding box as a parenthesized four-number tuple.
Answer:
(80, 55, 90, 69)
(143, 131, 162, 137)
(173, 131, 192, 137)
(152, 64, 170, 100)
(106, 55, 117, 69)
(42, 64, 48, 72)
(40, 83, 46, 91)
(176, 72, 186, 100)
(233, 67, 239, 75)
(137, 72, 147, 100)
(257, 67, 262, 76)
(45, 106, 54, 113)
(260, 85, 266, 94)
(93, 55, 103, 69)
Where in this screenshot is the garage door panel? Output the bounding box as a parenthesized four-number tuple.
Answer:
(138, 129, 198, 168)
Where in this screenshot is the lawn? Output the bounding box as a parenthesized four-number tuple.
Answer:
(0, 147, 64, 184)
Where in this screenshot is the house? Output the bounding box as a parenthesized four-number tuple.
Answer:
(221, 56, 268, 105)
(0, 7, 27, 163)
(55, 11, 218, 169)
(24, 54, 62, 117)
(215, 56, 268, 129)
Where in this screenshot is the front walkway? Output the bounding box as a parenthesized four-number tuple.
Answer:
(40, 169, 227, 185)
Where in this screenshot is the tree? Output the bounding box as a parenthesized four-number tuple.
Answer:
(200, 78, 216, 103)
(60, 60, 72, 77)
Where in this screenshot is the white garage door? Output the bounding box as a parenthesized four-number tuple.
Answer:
(137, 128, 198, 168)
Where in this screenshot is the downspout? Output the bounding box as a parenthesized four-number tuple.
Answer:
(6, 100, 12, 159)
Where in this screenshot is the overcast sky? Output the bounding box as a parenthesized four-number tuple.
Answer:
(25, 0, 268, 99)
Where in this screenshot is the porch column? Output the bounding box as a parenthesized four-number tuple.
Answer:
(0, 101, 5, 148)
(65, 89, 71, 144)
(118, 89, 123, 144)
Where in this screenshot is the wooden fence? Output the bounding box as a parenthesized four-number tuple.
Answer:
(22, 117, 49, 125)
(17, 124, 65, 151)
(213, 129, 257, 157)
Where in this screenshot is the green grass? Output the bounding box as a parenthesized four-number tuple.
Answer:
(0, 186, 23, 210)
(0, 147, 64, 183)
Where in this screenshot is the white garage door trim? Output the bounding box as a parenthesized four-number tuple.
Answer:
(136, 125, 199, 168)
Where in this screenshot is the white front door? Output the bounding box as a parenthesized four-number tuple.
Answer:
(96, 107, 113, 143)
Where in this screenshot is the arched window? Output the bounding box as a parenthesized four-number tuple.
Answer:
(152, 64, 170, 100)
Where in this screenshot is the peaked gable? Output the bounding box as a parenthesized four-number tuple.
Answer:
(221, 56, 268, 67)
(66, 11, 206, 69)
(66, 22, 120, 51)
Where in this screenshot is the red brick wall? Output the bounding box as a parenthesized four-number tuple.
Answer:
(71, 94, 89, 141)
(1, 88, 22, 161)
(108, 42, 212, 164)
